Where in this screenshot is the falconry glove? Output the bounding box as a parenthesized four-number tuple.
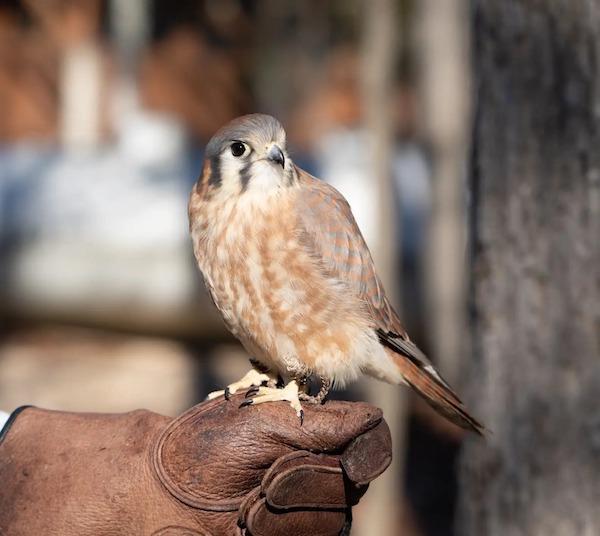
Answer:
(0, 394, 391, 536)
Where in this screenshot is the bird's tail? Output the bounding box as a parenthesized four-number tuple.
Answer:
(378, 330, 485, 435)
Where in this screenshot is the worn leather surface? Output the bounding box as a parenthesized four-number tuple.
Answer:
(0, 394, 391, 535)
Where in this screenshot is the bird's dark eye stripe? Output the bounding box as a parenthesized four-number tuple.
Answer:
(209, 155, 222, 187)
(231, 142, 246, 157)
(239, 161, 252, 192)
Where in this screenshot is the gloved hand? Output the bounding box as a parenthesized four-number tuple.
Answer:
(0, 393, 391, 536)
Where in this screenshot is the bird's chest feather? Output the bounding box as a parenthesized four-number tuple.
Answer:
(192, 195, 314, 348)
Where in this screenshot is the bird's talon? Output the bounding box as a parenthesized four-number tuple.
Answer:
(246, 386, 260, 397)
(239, 399, 254, 409)
(224, 387, 231, 401)
(299, 409, 304, 426)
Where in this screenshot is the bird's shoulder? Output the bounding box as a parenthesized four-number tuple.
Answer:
(293, 166, 357, 233)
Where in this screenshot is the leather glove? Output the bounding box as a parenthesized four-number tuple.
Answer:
(0, 393, 391, 536)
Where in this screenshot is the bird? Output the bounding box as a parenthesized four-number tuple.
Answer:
(188, 113, 483, 434)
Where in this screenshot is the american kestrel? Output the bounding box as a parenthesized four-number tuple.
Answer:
(189, 114, 483, 434)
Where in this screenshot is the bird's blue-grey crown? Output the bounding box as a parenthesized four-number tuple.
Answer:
(205, 113, 286, 159)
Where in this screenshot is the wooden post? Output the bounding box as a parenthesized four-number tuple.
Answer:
(354, 0, 405, 534)
(60, 43, 102, 149)
(416, 0, 472, 387)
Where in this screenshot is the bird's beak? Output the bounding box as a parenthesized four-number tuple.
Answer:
(266, 144, 285, 168)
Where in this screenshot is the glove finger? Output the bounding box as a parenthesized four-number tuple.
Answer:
(340, 419, 392, 486)
(261, 451, 369, 509)
(239, 488, 347, 536)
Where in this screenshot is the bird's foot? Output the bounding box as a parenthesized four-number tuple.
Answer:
(206, 368, 278, 401)
(241, 379, 305, 424)
(298, 377, 331, 405)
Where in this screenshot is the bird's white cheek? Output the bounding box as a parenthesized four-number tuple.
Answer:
(219, 157, 246, 195)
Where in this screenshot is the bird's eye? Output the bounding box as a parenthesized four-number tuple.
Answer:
(230, 142, 247, 157)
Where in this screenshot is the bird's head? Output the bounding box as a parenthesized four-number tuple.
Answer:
(195, 114, 296, 199)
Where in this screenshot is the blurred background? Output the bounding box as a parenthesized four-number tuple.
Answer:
(0, 1, 472, 535)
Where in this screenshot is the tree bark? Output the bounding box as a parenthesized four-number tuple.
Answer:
(459, 1, 600, 535)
